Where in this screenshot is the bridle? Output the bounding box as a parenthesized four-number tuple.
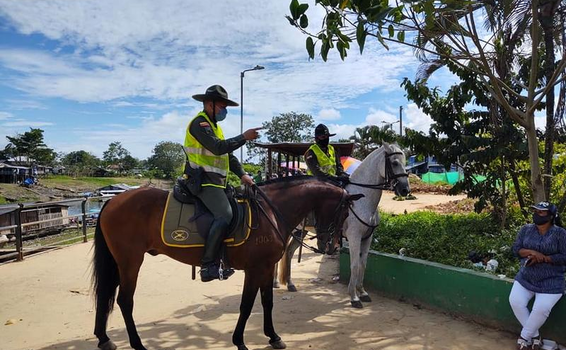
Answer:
(297, 188, 350, 254)
(343, 151, 409, 238)
(346, 152, 408, 191)
(252, 184, 351, 255)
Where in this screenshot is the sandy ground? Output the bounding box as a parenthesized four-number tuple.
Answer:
(0, 193, 516, 350)
(378, 192, 466, 214)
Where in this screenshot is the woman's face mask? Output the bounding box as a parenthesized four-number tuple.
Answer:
(533, 212, 552, 225)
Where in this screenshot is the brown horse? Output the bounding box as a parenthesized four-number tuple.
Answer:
(92, 176, 362, 350)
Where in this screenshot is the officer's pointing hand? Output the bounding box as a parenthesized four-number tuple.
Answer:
(243, 127, 263, 141)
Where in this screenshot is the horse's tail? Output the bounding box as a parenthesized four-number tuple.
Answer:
(92, 200, 120, 315)
(278, 239, 291, 286)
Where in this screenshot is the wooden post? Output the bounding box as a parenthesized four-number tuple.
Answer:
(285, 153, 290, 176)
(15, 204, 23, 261)
(277, 152, 282, 177)
(81, 198, 88, 243)
(267, 149, 272, 178)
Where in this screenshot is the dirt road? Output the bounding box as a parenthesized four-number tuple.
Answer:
(0, 194, 516, 350)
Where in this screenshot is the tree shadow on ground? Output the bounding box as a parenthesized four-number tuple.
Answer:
(35, 252, 515, 350)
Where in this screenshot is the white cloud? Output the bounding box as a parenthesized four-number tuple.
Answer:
(0, 111, 13, 120)
(365, 108, 398, 126)
(403, 103, 433, 133)
(0, 0, 428, 158)
(51, 110, 202, 158)
(0, 0, 417, 113)
(317, 108, 341, 121)
(1, 120, 54, 127)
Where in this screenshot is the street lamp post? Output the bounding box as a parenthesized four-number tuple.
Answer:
(240, 65, 265, 162)
(381, 120, 400, 132)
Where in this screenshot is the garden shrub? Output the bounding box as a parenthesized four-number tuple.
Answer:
(371, 211, 521, 277)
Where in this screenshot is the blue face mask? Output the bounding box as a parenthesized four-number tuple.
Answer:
(215, 107, 227, 122)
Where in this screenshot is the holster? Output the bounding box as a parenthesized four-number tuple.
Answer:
(184, 163, 205, 195)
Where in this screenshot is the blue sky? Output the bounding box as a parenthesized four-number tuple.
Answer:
(0, 0, 460, 160)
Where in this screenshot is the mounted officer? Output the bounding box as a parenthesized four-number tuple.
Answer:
(184, 85, 261, 282)
(305, 124, 348, 178)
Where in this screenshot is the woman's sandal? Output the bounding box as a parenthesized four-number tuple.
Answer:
(531, 335, 543, 350)
(516, 337, 530, 350)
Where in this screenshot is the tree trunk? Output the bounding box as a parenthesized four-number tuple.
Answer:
(540, 0, 558, 200)
(510, 161, 529, 219)
(526, 123, 545, 202)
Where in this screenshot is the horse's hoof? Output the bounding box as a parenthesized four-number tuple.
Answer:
(99, 340, 117, 350)
(273, 282, 280, 288)
(360, 294, 372, 302)
(287, 285, 297, 292)
(270, 339, 287, 349)
(236, 345, 249, 350)
(351, 300, 363, 308)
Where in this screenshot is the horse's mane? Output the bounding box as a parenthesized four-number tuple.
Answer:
(257, 175, 329, 190)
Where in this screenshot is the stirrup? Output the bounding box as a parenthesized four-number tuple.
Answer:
(219, 261, 235, 281)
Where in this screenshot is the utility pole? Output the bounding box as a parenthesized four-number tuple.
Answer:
(399, 106, 403, 137)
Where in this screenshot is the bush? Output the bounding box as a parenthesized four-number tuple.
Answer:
(371, 211, 520, 277)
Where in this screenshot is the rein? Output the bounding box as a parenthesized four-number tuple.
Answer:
(251, 184, 348, 255)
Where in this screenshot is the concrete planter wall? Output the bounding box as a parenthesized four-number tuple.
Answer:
(340, 249, 566, 344)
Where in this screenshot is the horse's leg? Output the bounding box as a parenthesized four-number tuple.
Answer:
(232, 270, 261, 350)
(348, 235, 363, 308)
(260, 269, 286, 349)
(273, 262, 280, 288)
(116, 254, 147, 350)
(284, 237, 301, 292)
(357, 236, 372, 303)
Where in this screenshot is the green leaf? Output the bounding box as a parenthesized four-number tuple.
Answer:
(290, 0, 300, 20)
(356, 21, 366, 54)
(337, 41, 345, 60)
(306, 37, 315, 59)
(339, 0, 349, 9)
(397, 30, 405, 42)
(321, 41, 330, 61)
(376, 31, 389, 50)
(300, 14, 309, 28)
(285, 15, 295, 26)
(297, 3, 309, 16)
(388, 24, 394, 38)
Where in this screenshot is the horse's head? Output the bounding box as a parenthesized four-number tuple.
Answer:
(381, 143, 410, 197)
(314, 189, 364, 255)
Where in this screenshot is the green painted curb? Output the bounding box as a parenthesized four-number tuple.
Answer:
(340, 248, 566, 343)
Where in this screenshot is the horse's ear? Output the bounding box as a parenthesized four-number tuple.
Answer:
(382, 142, 391, 151)
(347, 193, 365, 202)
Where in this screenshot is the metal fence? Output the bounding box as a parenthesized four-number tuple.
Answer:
(0, 196, 111, 262)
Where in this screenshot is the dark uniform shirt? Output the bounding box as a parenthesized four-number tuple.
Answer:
(304, 145, 347, 177)
(189, 114, 247, 179)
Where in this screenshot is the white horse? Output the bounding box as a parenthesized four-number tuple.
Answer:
(276, 143, 410, 306)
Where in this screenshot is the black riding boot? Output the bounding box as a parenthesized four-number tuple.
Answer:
(200, 218, 234, 282)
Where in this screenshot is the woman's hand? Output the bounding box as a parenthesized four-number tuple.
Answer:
(526, 251, 551, 266)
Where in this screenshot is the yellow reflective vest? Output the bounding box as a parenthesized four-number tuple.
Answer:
(184, 112, 229, 188)
(307, 144, 337, 176)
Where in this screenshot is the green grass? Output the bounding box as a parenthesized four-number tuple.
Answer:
(0, 196, 7, 204)
(4, 227, 96, 249)
(41, 175, 149, 189)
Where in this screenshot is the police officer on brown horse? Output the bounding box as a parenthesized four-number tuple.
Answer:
(184, 85, 261, 282)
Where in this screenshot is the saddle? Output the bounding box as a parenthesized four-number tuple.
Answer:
(160, 180, 252, 248)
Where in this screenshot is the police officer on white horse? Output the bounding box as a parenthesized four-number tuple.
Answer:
(184, 85, 261, 282)
(305, 124, 348, 178)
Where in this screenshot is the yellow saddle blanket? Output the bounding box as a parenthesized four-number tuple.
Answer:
(160, 192, 252, 248)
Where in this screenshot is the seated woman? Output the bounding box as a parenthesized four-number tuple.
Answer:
(509, 201, 566, 350)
